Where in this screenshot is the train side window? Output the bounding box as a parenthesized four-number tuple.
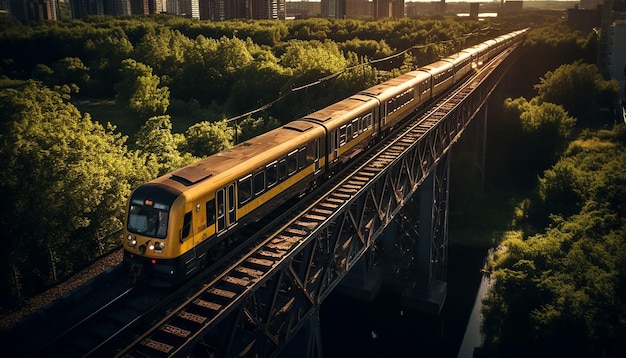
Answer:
(364, 113, 372, 129)
(267, 162, 278, 188)
(206, 199, 215, 227)
(287, 150, 297, 175)
(181, 211, 192, 241)
(347, 124, 353, 141)
(339, 125, 347, 146)
(238, 175, 252, 206)
(353, 118, 361, 135)
(298, 147, 307, 169)
(278, 159, 287, 181)
(254, 171, 265, 195)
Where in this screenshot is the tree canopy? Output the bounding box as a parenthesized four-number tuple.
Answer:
(0, 82, 153, 300)
(534, 60, 619, 122)
(481, 127, 626, 357)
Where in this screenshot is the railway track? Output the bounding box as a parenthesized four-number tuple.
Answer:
(113, 43, 521, 357)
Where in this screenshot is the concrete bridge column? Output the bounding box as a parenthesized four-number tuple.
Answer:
(397, 167, 447, 314)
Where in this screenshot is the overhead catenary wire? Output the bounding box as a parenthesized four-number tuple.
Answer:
(224, 26, 495, 125)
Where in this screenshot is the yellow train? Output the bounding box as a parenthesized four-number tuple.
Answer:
(123, 29, 528, 283)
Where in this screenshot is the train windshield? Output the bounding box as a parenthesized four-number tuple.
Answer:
(127, 200, 170, 239)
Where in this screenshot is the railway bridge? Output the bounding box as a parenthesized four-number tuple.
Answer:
(111, 41, 522, 358)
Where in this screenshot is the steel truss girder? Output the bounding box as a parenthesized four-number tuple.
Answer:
(122, 46, 519, 358)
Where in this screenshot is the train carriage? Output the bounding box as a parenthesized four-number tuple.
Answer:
(443, 49, 474, 82)
(303, 94, 380, 173)
(358, 72, 427, 133)
(462, 42, 490, 67)
(124, 121, 326, 281)
(418, 60, 455, 99)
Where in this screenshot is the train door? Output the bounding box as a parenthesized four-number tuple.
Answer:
(382, 101, 388, 128)
(216, 183, 237, 234)
(314, 138, 321, 173)
(329, 129, 338, 163)
(227, 183, 236, 227)
(216, 188, 226, 233)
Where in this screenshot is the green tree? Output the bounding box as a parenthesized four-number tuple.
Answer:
(227, 59, 292, 115)
(534, 61, 619, 123)
(238, 116, 281, 142)
(135, 115, 195, 175)
(52, 57, 90, 89)
(133, 27, 189, 83)
(482, 125, 626, 358)
(182, 119, 234, 158)
(0, 81, 152, 301)
(115, 58, 170, 117)
(504, 97, 576, 137)
(82, 30, 134, 96)
(503, 96, 576, 175)
(280, 39, 348, 76)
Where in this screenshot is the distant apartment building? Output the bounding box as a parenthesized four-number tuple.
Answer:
(567, 4, 603, 32)
(62, 0, 284, 20)
(344, 0, 368, 18)
(498, 0, 523, 15)
(69, 0, 153, 17)
(8, 0, 59, 21)
(405, 1, 444, 17)
(580, 0, 605, 9)
(321, 0, 346, 18)
(321, 0, 404, 19)
(374, 0, 404, 18)
(598, 0, 626, 103)
(198, 0, 285, 20)
(285, 0, 321, 19)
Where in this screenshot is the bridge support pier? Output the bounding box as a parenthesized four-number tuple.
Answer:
(337, 153, 450, 314)
(399, 165, 449, 314)
(336, 248, 383, 302)
(392, 158, 448, 315)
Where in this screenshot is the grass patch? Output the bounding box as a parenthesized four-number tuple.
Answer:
(75, 99, 143, 137)
(74, 99, 203, 139)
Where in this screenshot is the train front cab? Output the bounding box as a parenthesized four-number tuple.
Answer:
(124, 183, 194, 283)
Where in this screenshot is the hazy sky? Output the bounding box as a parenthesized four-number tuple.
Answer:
(285, 0, 579, 2)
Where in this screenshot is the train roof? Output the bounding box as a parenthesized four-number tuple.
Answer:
(359, 73, 422, 97)
(150, 121, 325, 191)
(303, 95, 379, 128)
(418, 59, 454, 74)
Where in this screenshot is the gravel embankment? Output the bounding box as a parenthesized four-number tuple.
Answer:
(0, 250, 124, 331)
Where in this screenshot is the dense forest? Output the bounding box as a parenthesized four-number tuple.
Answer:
(0, 13, 527, 303)
(0, 11, 623, 356)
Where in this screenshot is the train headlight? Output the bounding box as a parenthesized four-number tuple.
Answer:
(157, 242, 165, 249)
(127, 234, 137, 247)
(149, 243, 155, 251)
